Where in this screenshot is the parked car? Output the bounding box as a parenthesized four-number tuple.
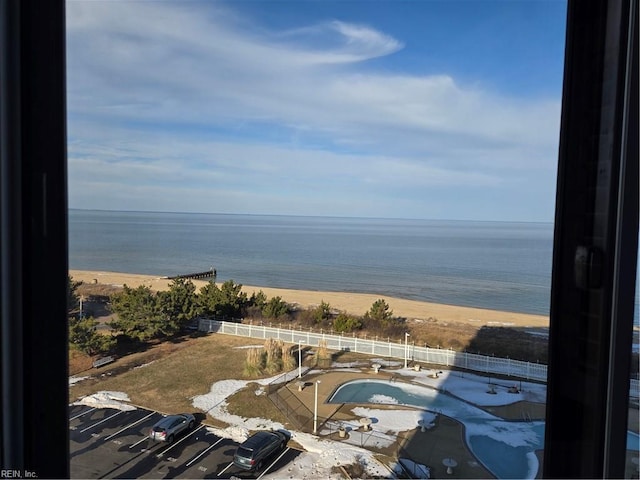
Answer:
(233, 430, 289, 471)
(149, 413, 195, 443)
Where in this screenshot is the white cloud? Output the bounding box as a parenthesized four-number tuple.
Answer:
(65, 1, 561, 220)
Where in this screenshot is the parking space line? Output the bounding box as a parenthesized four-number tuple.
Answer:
(129, 435, 150, 449)
(69, 407, 96, 421)
(217, 461, 234, 477)
(185, 437, 225, 467)
(156, 425, 205, 457)
(256, 447, 291, 480)
(79, 410, 124, 433)
(103, 411, 157, 441)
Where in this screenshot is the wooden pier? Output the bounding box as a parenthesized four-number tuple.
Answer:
(166, 268, 217, 281)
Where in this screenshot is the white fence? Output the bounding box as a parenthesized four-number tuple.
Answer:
(198, 318, 640, 399)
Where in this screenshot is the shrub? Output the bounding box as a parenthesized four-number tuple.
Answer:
(243, 348, 264, 377)
(262, 296, 290, 319)
(365, 299, 393, 323)
(249, 290, 267, 309)
(333, 313, 362, 333)
(69, 315, 116, 355)
(264, 338, 284, 374)
(313, 301, 332, 323)
(281, 344, 297, 371)
(317, 339, 331, 361)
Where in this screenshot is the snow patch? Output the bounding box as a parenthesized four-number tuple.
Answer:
(279, 432, 390, 479)
(368, 394, 399, 404)
(74, 391, 136, 411)
(352, 407, 437, 434)
(69, 376, 90, 386)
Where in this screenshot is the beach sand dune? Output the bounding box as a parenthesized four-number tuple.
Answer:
(69, 269, 549, 329)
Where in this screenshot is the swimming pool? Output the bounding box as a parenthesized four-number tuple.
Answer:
(329, 379, 639, 479)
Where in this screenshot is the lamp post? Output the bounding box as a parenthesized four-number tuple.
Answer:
(298, 340, 302, 379)
(313, 380, 321, 435)
(404, 332, 410, 368)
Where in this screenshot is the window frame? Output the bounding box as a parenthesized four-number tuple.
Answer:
(0, 0, 637, 477)
(544, 0, 638, 477)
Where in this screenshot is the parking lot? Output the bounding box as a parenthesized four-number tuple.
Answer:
(69, 405, 301, 479)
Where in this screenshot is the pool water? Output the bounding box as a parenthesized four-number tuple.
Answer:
(329, 379, 638, 479)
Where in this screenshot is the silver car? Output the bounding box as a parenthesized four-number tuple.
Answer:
(149, 413, 195, 443)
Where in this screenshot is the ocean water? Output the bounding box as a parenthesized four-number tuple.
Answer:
(68, 209, 554, 316)
(68, 209, 640, 321)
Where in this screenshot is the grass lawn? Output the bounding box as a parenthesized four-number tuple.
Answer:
(69, 332, 414, 431)
(70, 333, 283, 425)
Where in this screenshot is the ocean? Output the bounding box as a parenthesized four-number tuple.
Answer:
(69, 209, 556, 316)
(66, 209, 640, 323)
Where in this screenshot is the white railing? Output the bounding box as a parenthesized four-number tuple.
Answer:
(198, 319, 640, 399)
(198, 319, 547, 380)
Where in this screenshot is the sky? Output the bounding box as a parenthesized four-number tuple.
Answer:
(66, 0, 567, 222)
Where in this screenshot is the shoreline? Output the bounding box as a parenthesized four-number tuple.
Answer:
(69, 269, 550, 328)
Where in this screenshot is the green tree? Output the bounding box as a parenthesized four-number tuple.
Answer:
(218, 280, 247, 317)
(108, 285, 168, 341)
(366, 299, 393, 323)
(262, 296, 290, 319)
(67, 275, 114, 354)
(157, 278, 198, 329)
(249, 290, 267, 309)
(198, 280, 247, 318)
(69, 316, 115, 355)
(313, 300, 332, 324)
(333, 313, 363, 333)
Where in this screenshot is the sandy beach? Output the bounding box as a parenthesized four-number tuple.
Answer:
(69, 269, 549, 328)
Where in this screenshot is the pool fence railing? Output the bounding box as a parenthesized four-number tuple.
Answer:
(198, 318, 640, 399)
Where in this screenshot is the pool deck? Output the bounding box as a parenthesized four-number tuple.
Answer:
(283, 368, 506, 478)
(282, 366, 639, 479)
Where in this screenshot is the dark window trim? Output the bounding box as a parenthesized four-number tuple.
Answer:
(544, 0, 638, 477)
(1, 1, 69, 477)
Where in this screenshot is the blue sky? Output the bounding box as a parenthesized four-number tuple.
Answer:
(66, 0, 567, 221)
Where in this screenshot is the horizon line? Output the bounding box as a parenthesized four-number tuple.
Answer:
(68, 207, 555, 225)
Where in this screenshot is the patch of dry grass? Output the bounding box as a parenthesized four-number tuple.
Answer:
(243, 347, 264, 377)
(407, 318, 549, 362)
(75, 281, 123, 299)
(69, 348, 93, 374)
(317, 339, 331, 360)
(69, 334, 264, 415)
(225, 383, 289, 427)
(282, 344, 296, 371)
(264, 338, 283, 374)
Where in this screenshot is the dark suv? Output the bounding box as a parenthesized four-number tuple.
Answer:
(233, 430, 289, 471)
